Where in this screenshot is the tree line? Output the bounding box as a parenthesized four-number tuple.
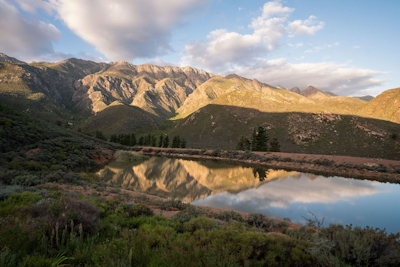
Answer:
(237, 126, 281, 152)
(108, 132, 186, 148)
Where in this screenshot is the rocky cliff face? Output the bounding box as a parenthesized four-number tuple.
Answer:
(0, 54, 213, 119)
(74, 61, 213, 117)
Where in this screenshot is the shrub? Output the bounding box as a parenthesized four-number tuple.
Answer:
(11, 174, 42, 186)
(0, 185, 24, 201)
(0, 191, 41, 216)
(173, 206, 205, 224)
(160, 199, 188, 211)
(246, 213, 266, 228)
(214, 210, 244, 222)
(183, 216, 216, 233)
(125, 203, 153, 217)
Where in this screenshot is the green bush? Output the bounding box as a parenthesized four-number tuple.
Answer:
(160, 199, 188, 211)
(173, 206, 205, 224)
(124, 203, 153, 217)
(183, 216, 216, 233)
(214, 210, 244, 222)
(0, 191, 41, 216)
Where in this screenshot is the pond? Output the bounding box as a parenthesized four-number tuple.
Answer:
(97, 156, 400, 233)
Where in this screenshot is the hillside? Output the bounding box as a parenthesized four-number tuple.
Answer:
(169, 104, 400, 159)
(0, 54, 214, 126)
(358, 87, 400, 122)
(0, 103, 124, 192)
(0, 53, 399, 159)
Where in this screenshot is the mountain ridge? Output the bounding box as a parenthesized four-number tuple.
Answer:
(0, 54, 400, 155)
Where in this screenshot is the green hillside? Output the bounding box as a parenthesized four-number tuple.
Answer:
(0, 103, 124, 194)
(78, 102, 163, 135)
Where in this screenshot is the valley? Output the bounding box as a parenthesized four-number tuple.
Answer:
(1, 52, 400, 266)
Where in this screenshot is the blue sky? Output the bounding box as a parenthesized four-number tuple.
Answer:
(0, 0, 399, 96)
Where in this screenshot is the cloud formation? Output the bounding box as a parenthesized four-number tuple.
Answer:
(194, 175, 382, 213)
(52, 0, 209, 61)
(181, 1, 383, 95)
(231, 58, 384, 95)
(0, 0, 60, 61)
(288, 15, 325, 35)
(182, 1, 302, 71)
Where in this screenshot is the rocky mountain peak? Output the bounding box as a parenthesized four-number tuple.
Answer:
(0, 53, 25, 64)
(301, 85, 321, 97)
(290, 87, 301, 94)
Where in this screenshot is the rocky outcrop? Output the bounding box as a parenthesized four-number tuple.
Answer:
(77, 62, 213, 116)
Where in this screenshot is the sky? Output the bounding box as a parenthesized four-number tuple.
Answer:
(0, 0, 399, 96)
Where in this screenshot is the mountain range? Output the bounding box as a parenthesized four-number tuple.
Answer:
(1, 52, 399, 159)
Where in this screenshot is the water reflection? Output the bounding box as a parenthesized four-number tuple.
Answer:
(97, 157, 282, 202)
(193, 174, 382, 210)
(97, 156, 400, 233)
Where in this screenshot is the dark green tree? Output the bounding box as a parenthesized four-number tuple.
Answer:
(181, 138, 186, 148)
(130, 133, 137, 146)
(251, 126, 268, 151)
(110, 134, 117, 143)
(138, 136, 144, 146)
(251, 128, 257, 151)
(269, 138, 281, 152)
(151, 135, 157, 147)
(158, 134, 163, 147)
(237, 136, 251, 150)
(163, 135, 169, 148)
(172, 135, 181, 148)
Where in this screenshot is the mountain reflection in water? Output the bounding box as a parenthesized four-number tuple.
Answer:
(97, 156, 289, 202)
(98, 156, 400, 233)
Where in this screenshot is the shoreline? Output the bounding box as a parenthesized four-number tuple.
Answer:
(133, 147, 400, 184)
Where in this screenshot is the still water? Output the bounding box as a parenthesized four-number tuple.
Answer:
(97, 156, 400, 233)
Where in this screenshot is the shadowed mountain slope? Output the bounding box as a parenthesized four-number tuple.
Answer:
(79, 102, 162, 135)
(169, 104, 400, 159)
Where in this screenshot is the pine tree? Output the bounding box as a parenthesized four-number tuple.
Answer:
(237, 136, 251, 150)
(250, 126, 269, 151)
(138, 136, 144, 146)
(151, 135, 157, 147)
(181, 138, 186, 148)
(269, 138, 281, 152)
(255, 126, 268, 151)
(110, 134, 117, 143)
(251, 128, 257, 151)
(158, 134, 163, 147)
(171, 136, 181, 148)
(163, 135, 169, 148)
(130, 133, 137, 146)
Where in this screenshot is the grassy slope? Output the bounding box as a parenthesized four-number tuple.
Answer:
(0, 104, 126, 194)
(77, 102, 163, 135)
(358, 87, 400, 123)
(168, 104, 400, 159)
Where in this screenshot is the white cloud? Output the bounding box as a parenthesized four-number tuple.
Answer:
(288, 42, 303, 47)
(182, 0, 298, 71)
(195, 175, 382, 212)
(353, 45, 361, 49)
(288, 15, 324, 35)
(52, 0, 209, 61)
(13, 0, 53, 14)
(180, 1, 383, 96)
(304, 42, 340, 53)
(231, 58, 384, 95)
(0, 0, 60, 61)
